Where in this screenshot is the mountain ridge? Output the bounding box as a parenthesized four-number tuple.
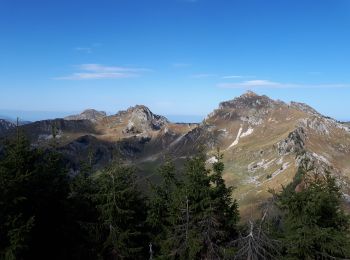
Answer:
(1, 91, 349, 214)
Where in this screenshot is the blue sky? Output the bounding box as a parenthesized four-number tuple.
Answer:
(0, 0, 350, 122)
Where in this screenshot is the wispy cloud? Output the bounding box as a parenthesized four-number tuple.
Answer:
(217, 79, 349, 89)
(75, 43, 102, 54)
(221, 75, 243, 79)
(191, 73, 216, 78)
(75, 47, 92, 54)
(55, 64, 150, 80)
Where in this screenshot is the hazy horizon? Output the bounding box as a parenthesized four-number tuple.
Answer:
(1, 90, 349, 123)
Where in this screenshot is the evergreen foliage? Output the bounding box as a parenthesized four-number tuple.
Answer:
(93, 161, 148, 259)
(276, 168, 350, 259)
(157, 150, 240, 259)
(1, 131, 350, 260)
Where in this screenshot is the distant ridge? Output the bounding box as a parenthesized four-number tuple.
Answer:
(64, 109, 107, 122)
(2, 91, 350, 216)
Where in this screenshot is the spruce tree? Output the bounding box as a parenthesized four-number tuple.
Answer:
(160, 151, 240, 259)
(0, 135, 36, 259)
(0, 132, 71, 259)
(147, 159, 178, 253)
(67, 160, 100, 259)
(93, 160, 148, 259)
(277, 169, 350, 259)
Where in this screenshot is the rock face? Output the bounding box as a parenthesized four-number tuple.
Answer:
(0, 119, 15, 135)
(65, 109, 107, 122)
(277, 127, 306, 156)
(122, 105, 169, 134)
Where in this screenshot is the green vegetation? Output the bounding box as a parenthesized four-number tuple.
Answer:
(0, 133, 349, 259)
(274, 168, 350, 259)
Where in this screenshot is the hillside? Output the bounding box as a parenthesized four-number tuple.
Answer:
(1, 91, 349, 214)
(165, 91, 350, 216)
(0, 119, 15, 135)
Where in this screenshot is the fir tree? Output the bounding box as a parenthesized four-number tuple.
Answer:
(93, 160, 148, 259)
(147, 159, 178, 253)
(277, 169, 350, 259)
(0, 132, 71, 259)
(160, 151, 240, 259)
(0, 135, 36, 259)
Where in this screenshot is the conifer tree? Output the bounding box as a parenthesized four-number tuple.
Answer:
(147, 159, 178, 252)
(0, 134, 36, 259)
(160, 151, 240, 259)
(277, 169, 350, 259)
(0, 131, 71, 259)
(93, 161, 148, 259)
(67, 158, 99, 259)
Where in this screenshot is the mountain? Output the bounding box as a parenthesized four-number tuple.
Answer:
(1, 92, 349, 215)
(0, 105, 197, 171)
(0, 119, 16, 135)
(64, 109, 107, 122)
(0, 115, 31, 125)
(164, 91, 350, 215)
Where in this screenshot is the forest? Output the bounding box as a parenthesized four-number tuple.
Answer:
(1, 132, 350, 260)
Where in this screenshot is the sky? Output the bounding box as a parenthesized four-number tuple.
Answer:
(0, 0, 350, 122)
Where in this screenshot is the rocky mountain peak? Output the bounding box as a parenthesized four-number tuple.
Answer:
(205, 91, 285, 125)
(219, 91, 278, 110)
(123, 105, 169, 134)
(65, 109, 107, 122)
(242, 90, 259, 98)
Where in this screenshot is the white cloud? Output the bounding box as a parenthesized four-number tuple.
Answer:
(218, 80, 280, 88)
(217, 80, 349, 89)
(55, 64, 150, 80)
(222, 75, 243, 79)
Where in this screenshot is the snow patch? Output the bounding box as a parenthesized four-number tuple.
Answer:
(241, 127, 254, 138)
(227, 125, 243, 149)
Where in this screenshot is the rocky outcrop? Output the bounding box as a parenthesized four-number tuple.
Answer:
(123, 105, 168, 134)
(0, 119, 15, 135)
(218, 91, 283, 111)
(65, 109, 107, 122)
(207, 91, 286, 125)
(277, 127, 307, 156)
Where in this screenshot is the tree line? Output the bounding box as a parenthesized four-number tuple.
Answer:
(1, 134, 350, 259)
